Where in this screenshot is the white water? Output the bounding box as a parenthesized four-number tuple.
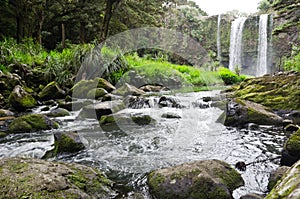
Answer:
(256, 14, 269, 76)
(217, 14, 222, 63)
(229, 17, 247, 72)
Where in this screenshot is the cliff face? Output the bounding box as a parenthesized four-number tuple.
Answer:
(190, 0, 299, 74)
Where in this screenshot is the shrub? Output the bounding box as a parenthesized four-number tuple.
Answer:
(218, 67, 246, 85)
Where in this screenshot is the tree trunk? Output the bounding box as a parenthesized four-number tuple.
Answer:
(16, 16, 24, 43)
(62, 23, 66, 49)
(100, 0, 121, 41)
(80, 22, 85, 43)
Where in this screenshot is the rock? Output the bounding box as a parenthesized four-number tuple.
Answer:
(43, 131, 85, 158)
(281, 129, 300, 166)
(8, 114, 58, 133)
(286, 110, 300, 124)
(267, 166, 290, 191)
(284, 124, 299, 133)
(265, 160, 300, 199)
(87, 88, 108, 99)
(80, 100, 125, 120)
(0, 109, 14, 117)
(240, 193, 264, 199)
(102, 93, 123, 102)
(221, 99, 283, 127)
(0, 94, 5, 107)
(161, 112, 181, 119)
(58, 99, 93, 111)
(124, 96, 151, 109)
(158, 96, 183, 108)
(113, 83, 145, 96)
(0, 157, 116, 198)
(139, 85, 167, 92)
(8, 85, 37, 111)
(100, 113, 155, 128)
(148, 159, 244, 199)
(47, 108, 70, 117)
(38, 81, 66, 101)
(71, 78, 115, 98)
(0, 132, 6, 138)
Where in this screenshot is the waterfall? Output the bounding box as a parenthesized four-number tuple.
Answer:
(256, 14, 269, 76)
(217, 14, 222, 64)
(229, 17, 247, 72)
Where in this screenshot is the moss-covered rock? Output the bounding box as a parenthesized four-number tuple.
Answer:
(227, 72, 300, 111)
(71, 78, 115, 98)
(148, 159, 244, 199)
(220, 98, 283, 127)
(113, 83, 145, 96)
(265, 159, 300, 199)
(8, 114, 58, 133)
(0, 157, 116, 199)
(268, 166, 290, 191)
(281, 129, 300, 166)
(0, 109, 14, 117)
(38, 81, 66, 101)
(87, 88, 108, 99)
(43, 131, 85, 158)
(8, 85, 37, 111)
(46, 108, 70, 117)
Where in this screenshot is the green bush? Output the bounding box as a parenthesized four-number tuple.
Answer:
(218, 67, 246, 85)
(284, 52, 300, 71)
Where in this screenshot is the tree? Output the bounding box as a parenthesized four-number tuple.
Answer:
(258, 0, 271, 13)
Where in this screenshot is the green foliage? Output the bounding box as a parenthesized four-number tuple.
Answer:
(284, 46, 300, 71)
(258, 0, 271, 13)
(218, 67, 246, 85)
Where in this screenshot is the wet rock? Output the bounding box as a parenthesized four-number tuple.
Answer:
(43, 131, 85, 158)
(286, 110, 300, 125)
(0, 93, 5, 107)
(265, 160, 300, 199)
(8, 114, 58, 133)
(0, 132, 6, 138)
(220, 99, 283, 127)
(124, 96, 151, 109)
(113, 83, 145, 96)
(284, 124, 299, 133)
(0, 109, 14, 117)
(240, 193, 264, 199)
(71, 78, 115, 98)
(80, 100, 125, 120)
(211, 100, 227, 110)
(158, 96, 183, 108)
(148, 159, 244, 199)
(281, 129, 300, 166)
(139, 85, 167, 92)
(161, 112, 181, 119)
(38, 81, 66, 101)
(192, 99, 210, 109)
(100, 113, 155, 128)
(8, 85, 37, 111)
(47, 108, 70, 117)
(41, 106, 50, 111)
(87, 88, 108, 99)
(102, 93, 123, 102)
(58, 99, 93, 111)
(0, 157, 116, 198)
(267, 166, 290, 191)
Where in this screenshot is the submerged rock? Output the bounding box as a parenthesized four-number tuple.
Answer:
(0, 157, 116, 199)
(281, 129, 300, 166)
(38, 81, 66, 101)
(8, 85, 37, 111)
(161, 112, 181, 119)
(47, 108, 70, 117)
(148, 159, 244, 199)
(8, 114, 58, 133)
(219, 99, 283, 127)
(43, 131, 85, 158)
(265, 160, 300, 199)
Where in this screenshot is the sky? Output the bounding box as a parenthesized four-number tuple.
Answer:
(193, 0, 261, 15)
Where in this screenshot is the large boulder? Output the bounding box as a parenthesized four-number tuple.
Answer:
(87, 88, 108, 99)
(43, 131, 85, 158)
(219, 99, 283, 127)
(38, 81, 66, 101)
(8, 85, 37, 111)
(267, 166, 290, 191)
(281, 129, 300, 166)
(80, 100, 125, 120)
(71, 78, 115, 98)
(0, 109, 14, 117)
(265, 160, 300, 199)
(0, 157, 116, 199)
(148, 159, 244, 199)
(113, 83, 145, 96)
(46, 108, 70, 117)
(8, 114, 58, 133)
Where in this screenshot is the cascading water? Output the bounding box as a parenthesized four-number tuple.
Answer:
(217, 14, 222, 64)
(229, 17, 247, 72)
(256, 14, 269, 76)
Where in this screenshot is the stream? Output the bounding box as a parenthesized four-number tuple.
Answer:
(0, 90, 286, 199)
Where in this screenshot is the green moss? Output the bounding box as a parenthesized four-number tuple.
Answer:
(148, 172, 165, 196)
(99, 115, 116, 125)
(132, 115, 153, 125)
(71, 79, 98, 98)
(213, 166, 244, 192)
(53, 134, 85, 156)
(285, 129, 300, 156)
(0, 132, 6, 138)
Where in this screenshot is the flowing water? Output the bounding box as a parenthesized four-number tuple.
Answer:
(229, 17, 247, 72)
(256, 14, 269, 77)
(217, 14, 222, 64)
(0, 91, 285, 198)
